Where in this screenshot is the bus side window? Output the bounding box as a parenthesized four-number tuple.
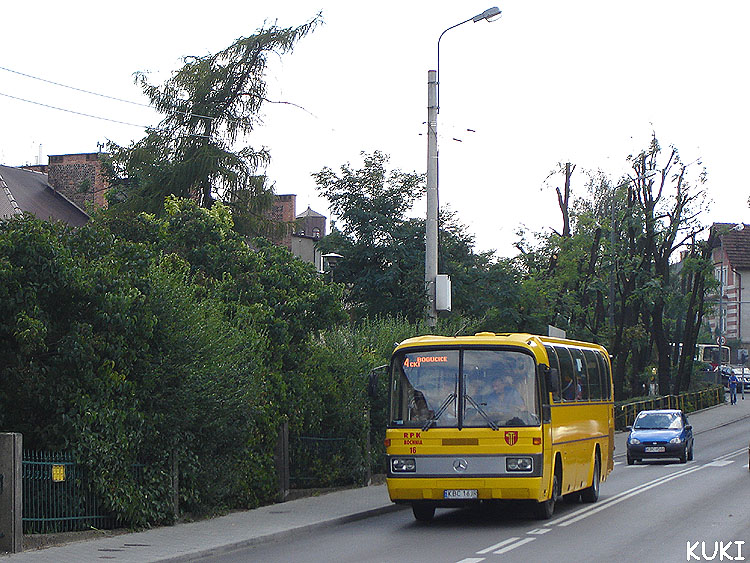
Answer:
(595, 351, 612, 400)
(570, 348, 589, 401)
(555, 346, 577, 402)
(583, 349, 602, 400)
(544, 345, 562, 403)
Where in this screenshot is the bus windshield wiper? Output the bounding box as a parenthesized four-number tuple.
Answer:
(422, 392, 456, 431)
(465, 394, 499, 430)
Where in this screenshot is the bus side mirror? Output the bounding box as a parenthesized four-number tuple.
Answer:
(366, 365, 388, 398)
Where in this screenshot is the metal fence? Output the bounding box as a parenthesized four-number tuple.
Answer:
(614, 386, 725, 430)
(289, 435, 366, 489)
(22, 450, 116, 533)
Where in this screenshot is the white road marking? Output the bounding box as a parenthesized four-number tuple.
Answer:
(712, 448, 745, 461)
(462, 447, 746, 561)
(705, 460, 734, 467)
(557, 465, 706, 527)
(549, 463, 704, 527)
(476, 537, 520, 554)
(493, 537, 536, 554)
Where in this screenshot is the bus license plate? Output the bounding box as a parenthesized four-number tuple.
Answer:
(444, 489, 477, 499)
(645, 446, 665, 453)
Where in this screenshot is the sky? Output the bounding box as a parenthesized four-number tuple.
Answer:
(2, 1, 749, 257)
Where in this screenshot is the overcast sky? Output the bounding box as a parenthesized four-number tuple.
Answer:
(2, 1, 748, 256)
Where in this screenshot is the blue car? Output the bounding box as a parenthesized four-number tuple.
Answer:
(626, 409, 694, 465)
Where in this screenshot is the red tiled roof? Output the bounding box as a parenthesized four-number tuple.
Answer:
(712, 223, 750, 270)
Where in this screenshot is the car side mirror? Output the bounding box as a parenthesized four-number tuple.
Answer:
(685, 425, 692, 431)
(625, 425, 632, 432)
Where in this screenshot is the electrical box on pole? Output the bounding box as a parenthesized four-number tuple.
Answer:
(435, 274, 452, 312)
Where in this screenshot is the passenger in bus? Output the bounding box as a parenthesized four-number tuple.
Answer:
(561, 373, 580, 401)
(496, 375, 525, 410)
(409, 389, 431, 419)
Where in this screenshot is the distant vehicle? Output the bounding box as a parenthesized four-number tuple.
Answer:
(695, 344, 730, 368)
(626, 409, 694, 465)
(731, 366, 750, 392)
(672, 343, 730, 371)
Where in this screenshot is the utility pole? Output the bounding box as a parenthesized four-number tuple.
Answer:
(425, 69, 439, 327)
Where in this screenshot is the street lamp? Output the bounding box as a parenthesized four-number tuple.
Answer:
(425, 6, 501, 327)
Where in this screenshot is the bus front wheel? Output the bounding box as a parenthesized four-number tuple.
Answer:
(535, 472, 559, 520)
(412, 503, 435, 522)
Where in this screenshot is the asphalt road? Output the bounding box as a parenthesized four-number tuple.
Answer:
(200, 404, 749, 563)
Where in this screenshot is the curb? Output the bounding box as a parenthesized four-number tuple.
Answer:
(158, 503, 406, 563)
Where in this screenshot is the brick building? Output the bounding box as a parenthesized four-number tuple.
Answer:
(270, 194, 297, 249)
(47, 153, 109, 210)
(20, 152, 109, 211)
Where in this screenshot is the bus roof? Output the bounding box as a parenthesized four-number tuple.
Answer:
(394, 332, 609, 358)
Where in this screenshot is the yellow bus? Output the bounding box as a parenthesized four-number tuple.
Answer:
(385, 332, 614, 521)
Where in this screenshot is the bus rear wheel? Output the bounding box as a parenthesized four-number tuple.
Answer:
(580, 456, 600, 503)
(412, 503, 435, 522)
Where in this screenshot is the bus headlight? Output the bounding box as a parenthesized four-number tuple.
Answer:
(391, 457, 416, 472)
(506, 457, 533, 472)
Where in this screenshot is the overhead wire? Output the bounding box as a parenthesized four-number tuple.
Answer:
(0, 64, 217, 124)
(0, 64, 151, 108)
(0, 65, 321, 142)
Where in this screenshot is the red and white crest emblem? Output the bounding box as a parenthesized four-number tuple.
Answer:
(504, 431, 518, 446)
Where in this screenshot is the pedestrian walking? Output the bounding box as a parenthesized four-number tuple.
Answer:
(728, 372, 738, 405)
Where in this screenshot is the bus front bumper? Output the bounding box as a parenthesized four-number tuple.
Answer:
(386, 476, 544, 503)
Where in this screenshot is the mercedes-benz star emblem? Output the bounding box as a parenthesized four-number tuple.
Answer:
(452, 458, 468, 472)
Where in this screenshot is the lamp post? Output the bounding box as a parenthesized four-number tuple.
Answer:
(425, 6, 501, 327)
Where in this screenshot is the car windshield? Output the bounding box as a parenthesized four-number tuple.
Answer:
(634, 412, 682, 430)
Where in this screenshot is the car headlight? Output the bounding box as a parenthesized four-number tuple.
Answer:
(391, 457, 416, 472)
(506, 457, 533, 472)
(629, 437, 640, 445)
(669, 436, 683, 444)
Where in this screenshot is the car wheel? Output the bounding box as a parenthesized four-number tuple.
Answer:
(679, 445, 687, 464)
(535, 471, 559, 519)
(687, 442, 694, 461)
(412, 503, 435, 522)
(627, 454, 634, 466)
(581, 456, 600, 503)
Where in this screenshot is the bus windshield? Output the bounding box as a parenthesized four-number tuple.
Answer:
(390, 348, 540, 429)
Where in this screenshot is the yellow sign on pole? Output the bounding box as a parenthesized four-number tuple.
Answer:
(51, 465, 66, 482)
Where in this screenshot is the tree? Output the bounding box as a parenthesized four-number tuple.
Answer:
(673, 233, 716, 393)
(314, 151, 519, 324)
(106, 15, 322, 238)
(628, 136, 707, 394)
(314, 151, 426, 321)
(515, 135, 709, 398)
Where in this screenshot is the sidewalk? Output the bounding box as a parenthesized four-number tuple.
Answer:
(3, 394, 748, 563)
(1, 483, 403, 562)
